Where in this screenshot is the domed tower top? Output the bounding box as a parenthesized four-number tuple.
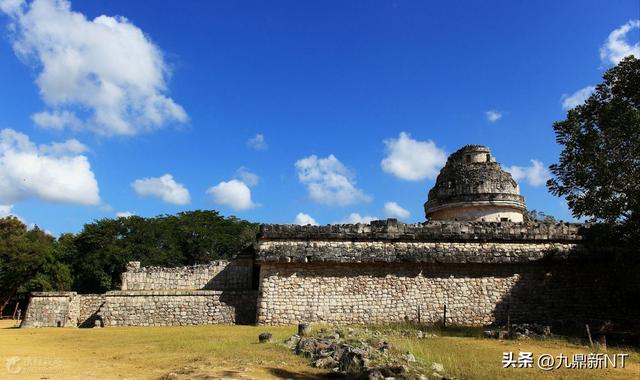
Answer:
(424, 145, 526, 222)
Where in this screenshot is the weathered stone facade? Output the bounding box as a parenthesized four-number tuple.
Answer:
(21, 292, 105, 328)
(253, 220, 622, 326)
(121, 259, 252, 290)
(425, 145, 526, 222)
(100, 290, 257, 326)
(22, 257, 257, 328)
(255, 261, 628, 326)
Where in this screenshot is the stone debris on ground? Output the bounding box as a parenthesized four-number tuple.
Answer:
(483, 323, 552, 340)
(402, 352, 416, 362)
(258, 332, 272, 343)
(285, 326, 451, 379)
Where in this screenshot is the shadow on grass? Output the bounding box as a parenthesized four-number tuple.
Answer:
(266, 367, 344, 379)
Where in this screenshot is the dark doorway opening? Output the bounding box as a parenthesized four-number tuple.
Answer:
(252, 265, 261, 290)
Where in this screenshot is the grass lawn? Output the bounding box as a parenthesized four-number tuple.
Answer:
(0, 320, 638, 379)
(0, 320, 330, 379)
(389, 334, 639, 379)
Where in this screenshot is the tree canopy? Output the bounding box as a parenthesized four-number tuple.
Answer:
(0, 210, 258, 310)
(547, 55, 639, 243)
(0, 217, 71, 314)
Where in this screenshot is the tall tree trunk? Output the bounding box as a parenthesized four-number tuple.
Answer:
(0, 286, 19, 318)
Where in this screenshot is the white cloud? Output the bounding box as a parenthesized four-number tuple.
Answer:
(383, 201, 410, 219)
(247, 133, 267, 150)
(381, 132, 447, 181)
(0, 0, 23, 15)
(0, 204, 14, 218)
(1, 0, 187, 136)
(335, 213, 377, 224)
(131, 174, 190, 205)
(505, 159, 550, 187)
(99, 203, 114, 212)
(561, 86, 596, 110)
(295, 154, 371, 206)
(31, 110, 82, 130)
(485, 110, 502, 123)
(600, 19, 640, 65)
(206, 179, 256, 211)
(294, 212, 318, 226)
(38, 138, 88, 155)
(0, 128, 100, 205)
(235, 167, 259, 187)
(0, 204, 27, 223)
(116, 211, 134, 218)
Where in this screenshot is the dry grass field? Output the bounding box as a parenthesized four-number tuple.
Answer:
(389, 333, 639, 380)
(0, 320, 330, 379)
(0, 320, 638, 379)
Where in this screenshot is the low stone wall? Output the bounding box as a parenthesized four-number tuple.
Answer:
(256, 262, 629, 327)
(78, 294, 106, 327)
(21, 293, 105, 328)
(21, 292, 77, 328)
(99, 290, 258, 326)
(121, 259, 253, 291)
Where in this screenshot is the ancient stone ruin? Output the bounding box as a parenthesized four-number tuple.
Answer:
(425, 145, 526, 222)
(21, 145, 634, 329)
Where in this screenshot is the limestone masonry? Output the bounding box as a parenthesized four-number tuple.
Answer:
(425, 145, 526, 222)
(21, 145, 636, 329)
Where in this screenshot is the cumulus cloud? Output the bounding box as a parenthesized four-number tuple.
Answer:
(485, 110, 502, 123)
(206, 179, 256, 211)
(561, 86, 596, 110)
(38, 138, 88, 155)
(0, 0, 23, 15)
(235, 167, 259, 187)
(31, 110, 82, 130)
(295, 154, 371, 206)
(383, 201, 410, 219)
(0, 204, 15, 218)
(0, 128, 100, 206)
(381, 132, 447, 181)
(600, 19, 640, 65)
(505, 159, 550, 187)
(335, 213, 377, 224)
(247, 133, 267, 150)
(131, 174, 190, 205)
(1, 0, 187, 136)
(0, 204, 26, 223)
(116, 211, 134, 218)
(294, 212, 318, 226)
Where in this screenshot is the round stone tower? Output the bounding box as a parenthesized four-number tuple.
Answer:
(424, 145, 526, 222)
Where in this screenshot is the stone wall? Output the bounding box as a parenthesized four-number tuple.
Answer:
(78, 294, 106, 327)
(99, 290, 258, 326)
(21, 292, 77, 328)
(255, 221, 634, 328)
(121, 259, 253, 290)
(21, 293, 105, 328)
(257, 220, 587, 243)
(256, 261, 631, 327)
(257, 240, 584, 264)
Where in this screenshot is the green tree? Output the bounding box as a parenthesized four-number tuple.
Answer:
(0, 217, 62, 314)
(69, 210, 258, 293)
(547, 55, 640, 243)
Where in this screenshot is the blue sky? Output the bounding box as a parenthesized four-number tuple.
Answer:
(0, 0, 638, 235)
